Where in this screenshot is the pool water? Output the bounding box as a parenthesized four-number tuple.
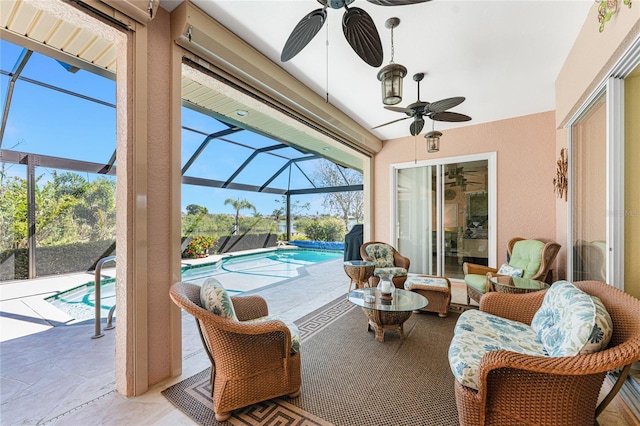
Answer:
(46, 248, 343, 322)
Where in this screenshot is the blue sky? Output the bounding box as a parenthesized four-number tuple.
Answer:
(1, 39, 330, 216)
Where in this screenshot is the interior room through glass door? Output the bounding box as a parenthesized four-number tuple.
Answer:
(396, 159, 489, 280)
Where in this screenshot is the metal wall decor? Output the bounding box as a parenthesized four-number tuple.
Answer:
(553, 148, 568, 201)
(597, 0, 632, 32)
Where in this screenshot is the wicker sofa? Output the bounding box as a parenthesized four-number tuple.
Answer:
(448, 280, 640, 425)
(169, 280, 302, 421)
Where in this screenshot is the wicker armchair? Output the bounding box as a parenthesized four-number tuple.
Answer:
(169, 282, 301, 421)
(360, 241, 410, 288)
(463, 237, 560, 304)
(454, 280, 640, 426)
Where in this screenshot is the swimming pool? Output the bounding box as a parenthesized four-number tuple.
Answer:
(46, 248, 343, 322)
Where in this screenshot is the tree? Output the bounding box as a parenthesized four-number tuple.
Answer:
(186, 204, 208, 216)
(313, 161, 363, 229)
(224, 198, 256, 235)
(272, 196, 310, 220)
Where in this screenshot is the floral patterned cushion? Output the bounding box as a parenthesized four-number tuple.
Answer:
(496, 263, 523, 277)
(449, 310, 545, 390)
(246, 315, 301, 355)
(199, 278, 237, 320)
(374, 267, 407, 278)
(405, 276, 449, 290)
(531, 281, 613, 356)
(365, 243, 395, 268)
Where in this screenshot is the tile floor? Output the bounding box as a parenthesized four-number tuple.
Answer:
(0, 258, 637, 425)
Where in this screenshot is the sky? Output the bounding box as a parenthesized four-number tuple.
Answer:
(0, 39, 340, 217)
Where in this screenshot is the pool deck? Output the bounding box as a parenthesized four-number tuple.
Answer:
(0, 254, 636, 425)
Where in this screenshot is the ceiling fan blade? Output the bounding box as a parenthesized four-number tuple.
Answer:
(410, 117, 425, 136)
(371, 116, 411, 129)
(427, 97, 465, 113)
(342, 7, 383, 67)
(384, 106, 416, 116)
(281, 8, 327, 62)
(366, 0, 432, 5)
(431, 111, 472, 122)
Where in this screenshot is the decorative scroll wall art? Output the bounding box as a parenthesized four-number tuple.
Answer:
(553, 148, 568, 201)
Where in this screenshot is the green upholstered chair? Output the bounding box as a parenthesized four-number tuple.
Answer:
(463, 237, 561, 304)
(360, 241, 410, 288)
(574, 240, 607, 282)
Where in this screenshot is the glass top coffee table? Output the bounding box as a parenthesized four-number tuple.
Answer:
(348, 288, 428, 342)
(489, 275, 550, 294)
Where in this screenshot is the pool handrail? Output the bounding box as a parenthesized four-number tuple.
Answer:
(92, 255, 116, 339)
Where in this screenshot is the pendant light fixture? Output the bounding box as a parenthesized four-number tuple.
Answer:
(425, 121, 442, 153)
(377, 17, 407, 106)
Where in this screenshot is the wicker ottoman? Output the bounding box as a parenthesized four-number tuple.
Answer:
(404, 275, 451, 317)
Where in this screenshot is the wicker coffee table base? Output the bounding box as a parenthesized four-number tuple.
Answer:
(362, 308, 412, 342)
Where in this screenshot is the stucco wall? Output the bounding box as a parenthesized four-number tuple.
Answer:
(373, 111, 557, 273)
(146, 8, 175, 386)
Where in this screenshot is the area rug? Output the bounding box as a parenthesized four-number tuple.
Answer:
(162, 295, 461, 425)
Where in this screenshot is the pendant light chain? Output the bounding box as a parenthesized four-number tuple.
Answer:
(325, 14, 330, 103)
(390, 24, 395, 64)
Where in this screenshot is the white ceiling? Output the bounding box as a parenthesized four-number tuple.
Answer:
(161, 0, 593, 141)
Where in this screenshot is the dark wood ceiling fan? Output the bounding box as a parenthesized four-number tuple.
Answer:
(373, 73, 472, 136)
(281, 0, 431, 68)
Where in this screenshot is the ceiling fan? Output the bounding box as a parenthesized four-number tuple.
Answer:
(281, 0, 431, 68)
(446, 164, 481, 180)
(446, 175, 482, 188)
(373, 73, 472, 136)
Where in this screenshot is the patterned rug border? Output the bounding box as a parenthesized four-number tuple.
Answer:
(294, 294, 355, 341)
(162, 367, 331, 426)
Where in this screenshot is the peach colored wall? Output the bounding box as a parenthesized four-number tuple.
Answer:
(374, 112, 557, 272)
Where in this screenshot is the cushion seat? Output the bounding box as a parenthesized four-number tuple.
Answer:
(450, 314, 546, 390)
(405, 275, 451, 317)
(464, 274, 487, 293)
(375, 267, 408, 278)
(449, 281, 613, 391)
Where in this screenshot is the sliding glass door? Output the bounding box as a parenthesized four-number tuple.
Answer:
(394, 155, 493, 280)
(571, 92, 607, 282)
(397, 166, 435, 275)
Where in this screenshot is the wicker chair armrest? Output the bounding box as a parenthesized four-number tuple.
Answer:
(479, 291, 545, 324)
(478, 347, 638, 381)
(393, 251, 410, 269)
(463, 262, 498, 276)
(232, 295, 269, 321)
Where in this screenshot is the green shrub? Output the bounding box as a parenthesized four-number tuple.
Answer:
(303, 217, 346, 242)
